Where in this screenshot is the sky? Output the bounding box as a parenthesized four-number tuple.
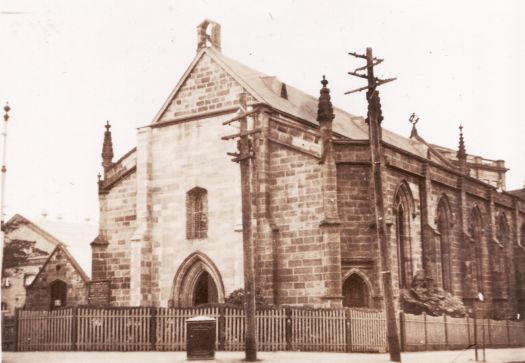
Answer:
(0, 0, 524, 224)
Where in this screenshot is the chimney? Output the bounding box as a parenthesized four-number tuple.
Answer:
(196, 19, 221, 52)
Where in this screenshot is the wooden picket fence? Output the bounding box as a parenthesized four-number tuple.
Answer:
(10, 305, 525, 352)
(400, 312, 525, 351)
(17, 308, 75, 351)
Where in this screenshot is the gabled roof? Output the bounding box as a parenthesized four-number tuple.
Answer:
(151, 47, 427, 158)
(4, 214, 97, 278)
(27, 243, 90, 289)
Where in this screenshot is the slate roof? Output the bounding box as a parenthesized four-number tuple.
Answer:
(208, 48, 427, 157)
(151, 47, 427, 158)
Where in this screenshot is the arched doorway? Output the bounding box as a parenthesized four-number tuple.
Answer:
(193, 271, 218, 306)
(172, 252, 225, 307)
(342, 274, 370, 308)
(50, 279, 67, 309)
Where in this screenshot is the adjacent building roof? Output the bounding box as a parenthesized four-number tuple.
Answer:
(4, 214, 97, 278)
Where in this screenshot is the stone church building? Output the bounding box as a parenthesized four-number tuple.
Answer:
(91, 20, 525, 319)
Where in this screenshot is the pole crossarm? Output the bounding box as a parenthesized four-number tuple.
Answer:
(344, 77, 397, 95)
(220, 92, 258, 361)
(345, 48, 401, 362)
(221, 128, 262, 141)
(347, 71, 368, 79)
(222, 107, 260, 126)
(354, 58, 383, 72)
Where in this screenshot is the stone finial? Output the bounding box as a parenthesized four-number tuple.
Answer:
(457, 125, 466, 160)
(457, 125, 468, 174)
(317, 76, 334, 123)
(101, 121, 114, 173)
(197, 19, 221, 52)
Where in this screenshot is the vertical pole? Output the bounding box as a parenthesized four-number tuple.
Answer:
(71, 307, 78, 351)
(365, 47, 402, 362)
(399, 312, 406, 352)
(444, 314, 448, 349)
(0, 103, 11, 276)
(345, 309, 352, 352)
(14, 308, 19, 352)
(474, 305, 479, 361)
(466, 315, 471, 347)
(423, 313, 428, 351)
(149, 307, 156, 351)
(506, 318, 510, 347)
(482, 315, 486, 362)
(486, 316, 491, 347)
(239, 93, 257, 361)
(285, 307, 292, 351)
(218, 305, 225, 351)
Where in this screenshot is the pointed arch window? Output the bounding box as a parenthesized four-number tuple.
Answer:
(394, 183, 414, 289)
(494, 214, 509, 298)
(436, 197, 453, 291)
(467, 207, 483, 297)
(186, 187, 208, 239)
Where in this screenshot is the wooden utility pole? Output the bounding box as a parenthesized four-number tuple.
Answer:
(221, 93, 260, 361)
(346, 48, 401, 362)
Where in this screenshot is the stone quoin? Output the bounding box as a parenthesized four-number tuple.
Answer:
(91, 20, 525, 319)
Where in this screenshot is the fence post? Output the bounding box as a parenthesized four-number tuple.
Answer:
(150, 307, 157, 351)
(443, 314, 448, 349)
(423, 312, 428, 351)
(218, 305, 225, 351)
(466, 315, 471, 346)
(14, 308, 20, 352)
(71, 307, 78, 351)
(398, 311, 405, 352)
(506, 319, 511, 347)
(486, 318, 491, 347)
(285, 307, 292, 351)
(345, 309, 352, 352)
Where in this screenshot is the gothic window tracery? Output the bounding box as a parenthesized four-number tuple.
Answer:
(436, 196, 452, 291)
(467, 207, 483, 297)
(394, 182, 414, 289)
(493, 214, 509, 298)
(186, 187, 208, 239)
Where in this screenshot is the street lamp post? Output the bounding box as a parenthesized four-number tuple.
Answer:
(0, 102, 11, 257)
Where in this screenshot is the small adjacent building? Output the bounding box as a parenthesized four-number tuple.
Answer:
(24, 244, 90, 310)
(1, 214, 96, 315)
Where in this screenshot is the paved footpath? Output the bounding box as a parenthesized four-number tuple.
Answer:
(2, 348, 525, 363)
